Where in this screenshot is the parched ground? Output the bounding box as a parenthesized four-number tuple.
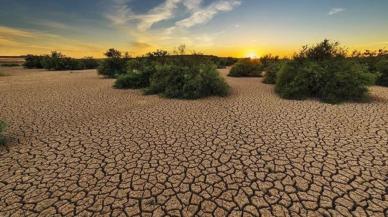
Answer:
(0, 66, 387, 217)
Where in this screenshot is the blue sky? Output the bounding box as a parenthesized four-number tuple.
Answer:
(0, 0, 387, 57)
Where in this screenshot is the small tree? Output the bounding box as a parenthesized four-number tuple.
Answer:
(104, 48, 122, 58)
(294, 39, 346, 62)
(98, 48, 129, 78)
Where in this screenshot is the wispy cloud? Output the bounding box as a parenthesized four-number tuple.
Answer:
(0, 25, 42, 39)
(130, 41, 152, 49)
(0, 25, 104, 56)
(328, 8, 345, 15)
(176, 0, 241, 28)
(107, 0, 241, 31)
(107, 0, 181, 31)
(183, 0, 203, 12)
(106, 0, 132, 25)
(105, 0, 241, 52)
(136, 0, 181, 31)
(33, 20, 74, 31)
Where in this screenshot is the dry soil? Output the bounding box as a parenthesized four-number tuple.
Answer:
(0, 67, 387, 216)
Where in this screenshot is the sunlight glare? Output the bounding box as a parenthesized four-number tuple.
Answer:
(246, 51, 258, 59)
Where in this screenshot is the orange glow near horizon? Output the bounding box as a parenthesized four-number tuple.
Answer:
(244, 51, 259, 59)
(0, 43, 386, 59)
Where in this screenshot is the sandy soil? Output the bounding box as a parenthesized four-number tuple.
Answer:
(0, 67, 387, 216)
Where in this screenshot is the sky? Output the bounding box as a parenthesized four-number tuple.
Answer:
(0, 0, 387, 58)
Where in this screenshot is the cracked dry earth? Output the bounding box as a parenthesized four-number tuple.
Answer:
(0, 66, 387, 217)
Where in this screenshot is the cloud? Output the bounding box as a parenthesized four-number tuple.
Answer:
(176, 0, 241, 28)
(328, 8, 345, 15)
(130, 41, 152, 49)
(107, 0, 181, 31)
(107, 0, 241, 32)
(0, 26, 60, 40)
(33, 20, 75, 31)
(137, 0, 181, 31)
(106, 0, 132, 25)
(0, 25, 104, 57)
(0, 26, 41, 38)
(182, 0, 202, 12)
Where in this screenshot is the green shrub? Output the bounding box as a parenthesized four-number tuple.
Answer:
(98, 49, 129, 78)
(275, 59, 376, 103)
(0, 120, 6, 145)
(81, 57, 100, 69)
(318, 60, 376, 103)
(109, 48, 230, 99)
(214, 57, 238, 68)
(114, 58, 159, 89)
(275, 40, 377, 103)
(263, 61, 285, 84)
(228, 59, 263, 77)
(260, 54, 280, 69)
(114, 72, 145, 89)
(375, 59, 388, 86)
(42, 52, 93, 71)
(145, 63, 229, 99)
(294, 39, 346, 62)
(24, 55, 45, 68)
(275, 61, 324, 99)
(24, 53, 99, 71)
(41, 51, 64, 70)
(350, 49, 388, 73)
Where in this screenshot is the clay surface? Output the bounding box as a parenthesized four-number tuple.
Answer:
(0, 67, 387, 216)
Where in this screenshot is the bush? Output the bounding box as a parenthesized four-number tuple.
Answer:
(228, 59, 263, 77)
(351, 49, 388, 73)
(42, 52, 90, 70)
(98, 49, 129, 78)
(24, 53, 99, 71)
(109, 48, 230, 99)
(0, 120, 6, 145)
(263, 61, 285, 84)
(214, 57, 238, 68)
(318, 60, 376, 103)
(375, 59, 388, 86)
(41, 51, 64, 70)
(275, 61, 324, 100)
(24, 55, 45, 68)
(145, 63, 229, 99)
(294, 39, 346, 62)
(81, 57, 100, 69)
(275, 59, 377, 103)
(274, 40, 378, 103)
(260, 54, 280, 69)
(114, 72, 146, 89)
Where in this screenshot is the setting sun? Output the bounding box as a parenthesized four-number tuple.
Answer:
(246, 51, 258, 59)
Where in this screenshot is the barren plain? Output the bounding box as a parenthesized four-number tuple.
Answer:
(0, 67, 387, 216)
